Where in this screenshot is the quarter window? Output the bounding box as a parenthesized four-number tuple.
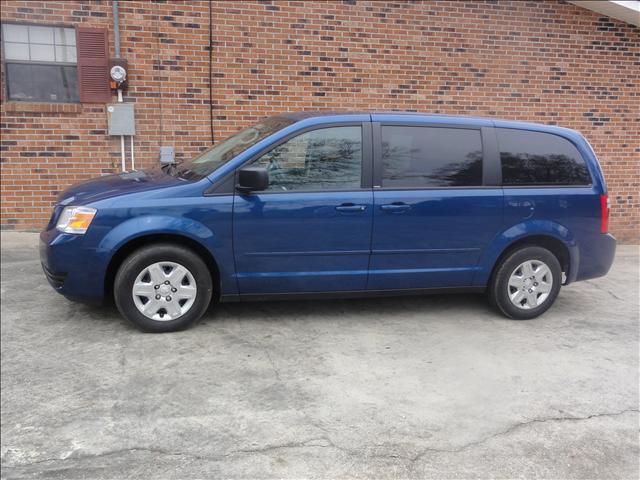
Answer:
(497, 129, 591, 186)
(255, 126, 362, 192)
(2, 23, 79, 102)
(381, 126, 483, 188)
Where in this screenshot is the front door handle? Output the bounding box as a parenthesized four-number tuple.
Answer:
(380, 202, 412, 213)
(335, 203, 367, 213)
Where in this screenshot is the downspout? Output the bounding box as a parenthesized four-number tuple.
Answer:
(209, 0, 215, 145)
(113, 0, 127, 171)
(112, 0, 121, 57)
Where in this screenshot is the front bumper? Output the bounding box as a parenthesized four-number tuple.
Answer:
(41, 261, 67, 289)
(40, 229, 106, 302)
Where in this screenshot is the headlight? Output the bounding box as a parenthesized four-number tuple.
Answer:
(56, 206, 97, 234)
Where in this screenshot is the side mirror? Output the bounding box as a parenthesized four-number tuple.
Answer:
(237, 167, 269, 193)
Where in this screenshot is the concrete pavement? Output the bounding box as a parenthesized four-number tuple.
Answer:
(1, 233, 638, 479)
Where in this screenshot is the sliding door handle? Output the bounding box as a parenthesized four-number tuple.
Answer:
(335, 203, 367, 212)
(380, 203, 411, 213)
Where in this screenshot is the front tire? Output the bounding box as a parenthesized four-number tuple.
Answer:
(489, 246, 562, 320)
(114, 243, 213, 332)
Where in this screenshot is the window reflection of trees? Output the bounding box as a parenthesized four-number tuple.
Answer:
(432, 151, 483, 186)
(382, 143, 483, 187)
(258, 128, 362, 191)
(501, 152, 590, 185)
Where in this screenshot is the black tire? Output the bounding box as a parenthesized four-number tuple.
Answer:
(114, 243, 213, 332)
(489, 246, 562, 320)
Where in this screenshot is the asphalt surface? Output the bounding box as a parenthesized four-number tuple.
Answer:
(1, 232, 638, 479)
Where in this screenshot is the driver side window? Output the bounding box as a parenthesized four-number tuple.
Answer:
(254, 126, 362, 192)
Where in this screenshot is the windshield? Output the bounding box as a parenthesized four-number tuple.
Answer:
(174, 116, 294, 180)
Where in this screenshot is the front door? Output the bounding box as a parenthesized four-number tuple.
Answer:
(233, 123, 373, 294)
(368, 123, 504, 290)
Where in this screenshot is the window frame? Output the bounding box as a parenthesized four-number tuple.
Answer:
(372, 122, 499, 190)
(1, 21, 79, 104)
(228, 122, 374, 195)
(496, 127, 594, 188)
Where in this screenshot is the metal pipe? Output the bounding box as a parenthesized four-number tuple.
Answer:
(130, 136, 135, 171)
(120, 135, 125, 172)
(208, 0, 214, 145)
(114, 1, 124, 172)
(112, 0, 121, 57)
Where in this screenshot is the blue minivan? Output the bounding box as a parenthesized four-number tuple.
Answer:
(40, 112, 616, 332)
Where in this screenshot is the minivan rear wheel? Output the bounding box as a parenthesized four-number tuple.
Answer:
(489, 246, 562, 320)
(114, 243, 213, 332)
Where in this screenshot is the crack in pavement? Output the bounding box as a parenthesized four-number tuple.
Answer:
(1, 437, 334, 469)
(584, 280, 626, 302)
(407, 408, 640, 469)
(3, 408, 637, 471)
(263, 346, 284, 384)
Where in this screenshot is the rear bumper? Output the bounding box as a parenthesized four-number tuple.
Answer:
(40, 229, 106, 302)
(573, 233, 617, 283)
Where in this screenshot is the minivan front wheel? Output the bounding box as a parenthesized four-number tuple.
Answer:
(114, 244, 213, 332)
(489, 246, 562, 320)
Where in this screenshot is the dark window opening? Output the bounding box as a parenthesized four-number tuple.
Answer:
(497, 129, 591, 186)
(381, 126, 483, 188)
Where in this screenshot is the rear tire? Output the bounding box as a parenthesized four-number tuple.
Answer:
(114, 243, 213, 332)
(489, 246, 562, 320)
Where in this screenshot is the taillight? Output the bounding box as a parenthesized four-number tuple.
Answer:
(600, 194, 610, 234)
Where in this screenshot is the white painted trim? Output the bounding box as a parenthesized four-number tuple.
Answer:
(568, 1, 640, 26)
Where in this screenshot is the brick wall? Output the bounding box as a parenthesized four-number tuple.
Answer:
(1, 0, 638, 241)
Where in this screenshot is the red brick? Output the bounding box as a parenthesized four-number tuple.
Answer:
(0, 0, 638, 241)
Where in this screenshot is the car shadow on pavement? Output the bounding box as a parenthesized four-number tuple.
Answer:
(206, 292, 493, 326)
(64, 292, 493, 331)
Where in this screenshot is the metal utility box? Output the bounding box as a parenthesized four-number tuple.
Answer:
(107, 103, 136, 136)
(159, 146, 175, 164)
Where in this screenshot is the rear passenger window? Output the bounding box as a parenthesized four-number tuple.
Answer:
(381, 126, 483, 188)
(497, 129, 591, 186)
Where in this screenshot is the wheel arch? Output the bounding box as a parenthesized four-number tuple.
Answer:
(474, 220, 580, 287)
(104, 233, 221, 302)
(487, 235, 572, 288)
